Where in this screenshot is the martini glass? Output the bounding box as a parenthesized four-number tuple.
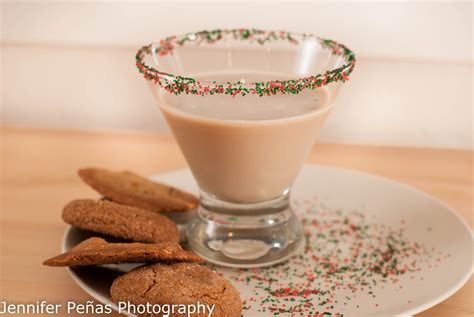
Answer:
(136, 29, 355, 267)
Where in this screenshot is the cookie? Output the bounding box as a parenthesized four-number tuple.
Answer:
(110, 263, 242, 317)
(78, 168, 198, 212)
(43, 237, 202, 266)
(62, 199, 180, 243)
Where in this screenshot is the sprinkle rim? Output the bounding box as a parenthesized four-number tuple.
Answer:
(135, 28, 356, 97)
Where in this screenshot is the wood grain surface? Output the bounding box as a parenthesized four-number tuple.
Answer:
(1, 127, 472, 316)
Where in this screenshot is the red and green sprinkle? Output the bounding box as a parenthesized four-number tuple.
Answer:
(218, 195, 447, 316)
(135, 29, 356, 97)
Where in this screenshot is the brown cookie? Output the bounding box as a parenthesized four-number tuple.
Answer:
(78, 168, 198, 212)
(62, 199, 179, 243)
(110, 263, 242, 317)
(43, 237, 202, 267)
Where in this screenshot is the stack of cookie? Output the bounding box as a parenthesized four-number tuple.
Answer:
(43, 168, 242, 317)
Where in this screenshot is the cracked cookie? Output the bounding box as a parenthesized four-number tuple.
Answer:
(43, 237, 202, 266)
(110, 263, 242, 317)
(78, 168, 198, 213)
(62, 199, 180, 243)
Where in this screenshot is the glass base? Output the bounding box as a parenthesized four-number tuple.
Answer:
(186, 192, 304, 268)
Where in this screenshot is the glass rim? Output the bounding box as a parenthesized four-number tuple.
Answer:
(135, 28, 356, 97)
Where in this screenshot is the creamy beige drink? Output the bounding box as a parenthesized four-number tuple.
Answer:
(157, 72, 331, 203)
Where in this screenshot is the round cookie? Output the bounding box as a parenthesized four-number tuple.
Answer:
(62, 199, 180, 243)
(110, 263, 242, 317)
(43, 237, 202, 267)
(78, 168, 199, 213)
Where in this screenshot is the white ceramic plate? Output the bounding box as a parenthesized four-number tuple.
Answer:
(63, 165, 472, 316)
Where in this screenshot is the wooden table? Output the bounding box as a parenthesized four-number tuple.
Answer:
(1, 127, 472, 316)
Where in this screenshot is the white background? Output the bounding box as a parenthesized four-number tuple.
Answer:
(1, 1, 473, 149)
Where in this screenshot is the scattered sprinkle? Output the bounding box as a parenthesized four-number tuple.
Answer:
(220, 195, 447, 316)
